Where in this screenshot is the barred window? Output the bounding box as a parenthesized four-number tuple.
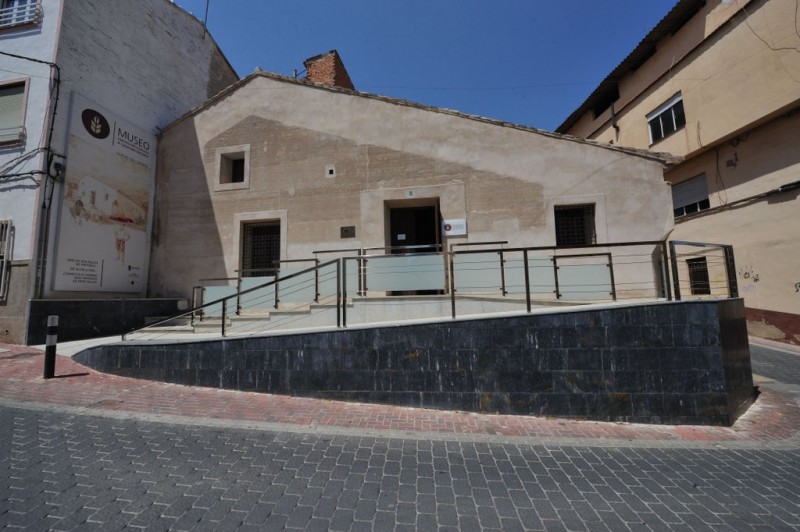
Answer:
(554, 204, 596, 247)
(1, 0, 40, 29)
(241, 221, 280, 277)
(687, 257, 711, 295)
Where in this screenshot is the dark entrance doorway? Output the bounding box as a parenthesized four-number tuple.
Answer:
(387, 202, 442, 295)
(389, 205, 440, 251)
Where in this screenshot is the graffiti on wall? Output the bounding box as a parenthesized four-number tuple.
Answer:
(738, 265, 760, 283)
(737, 265, 761, 294)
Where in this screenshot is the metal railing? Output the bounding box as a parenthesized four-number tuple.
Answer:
(0, 1, 41, 29)
(123, 239, 739, 340)
(668, 240, 737, 300)
(124, 258, 342, 340)
(0, 220, 11, 301)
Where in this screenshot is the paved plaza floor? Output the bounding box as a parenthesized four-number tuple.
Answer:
(1, 337, 799, 530)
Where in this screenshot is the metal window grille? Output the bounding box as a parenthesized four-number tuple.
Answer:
(241, 220, 280, 277)
(0, 220, 11, 300)
(686, 257, 711, 295)
(0, 0, 41, 28)
(554, 205, 596, 247)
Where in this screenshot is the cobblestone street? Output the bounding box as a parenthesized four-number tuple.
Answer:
(1, 339, 799, 531)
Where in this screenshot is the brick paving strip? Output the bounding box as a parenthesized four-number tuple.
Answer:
(1, 343, 799, 449)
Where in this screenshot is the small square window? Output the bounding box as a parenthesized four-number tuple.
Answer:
(554, 204, 596, 247)
(220, 153, 245, 184)
(214, 145, 250, 191)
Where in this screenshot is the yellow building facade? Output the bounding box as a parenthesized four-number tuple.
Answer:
(558, 0, 800, 345)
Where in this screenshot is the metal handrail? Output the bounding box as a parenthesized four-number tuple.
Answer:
(123, 258, 341, 339)
(124, 239, 741, 340)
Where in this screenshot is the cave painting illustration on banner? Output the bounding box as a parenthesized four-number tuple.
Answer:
(53, 94, 155, 293)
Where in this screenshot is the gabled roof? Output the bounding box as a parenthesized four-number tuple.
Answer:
(166, 69, 681, 167)
(556, 0, 706, 133)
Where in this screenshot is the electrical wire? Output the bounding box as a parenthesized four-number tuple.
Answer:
(735, 0, 800, 53)
(714, 147, 729, 206)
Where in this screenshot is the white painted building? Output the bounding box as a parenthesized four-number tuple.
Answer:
(0, 0, 238, 343)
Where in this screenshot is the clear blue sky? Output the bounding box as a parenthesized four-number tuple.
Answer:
(174, 0, 677, 132)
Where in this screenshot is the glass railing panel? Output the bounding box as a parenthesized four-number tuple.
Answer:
(203, 285, 237, 317)
(238, 276, 276, 312)
(452, 252, 502, 293)
(366, 254, 446, 292)
(316, 262, 342, 302)
(505, 257, 556, 297)
(277, 268, 317, 303)
(556, 256, 613, 301)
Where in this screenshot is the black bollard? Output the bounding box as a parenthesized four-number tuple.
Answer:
(43, 315, 58, 379)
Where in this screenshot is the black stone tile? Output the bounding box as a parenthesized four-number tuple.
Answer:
(607, 326, 642, 349)
(663, 394, 696, 417)
(195, 369, 220, 388)
(631, 394, 665, 418)
(220, 370, 239, 389)
(567, 349, 603, 371)
(164, 368, 195, 386)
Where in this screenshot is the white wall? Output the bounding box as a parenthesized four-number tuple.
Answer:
(41, 0, 237, 297)
(0, 0, 62, 261)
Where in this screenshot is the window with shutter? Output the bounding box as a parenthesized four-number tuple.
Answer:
(0, 82, 25, 145)
(671, 174, 710, 218)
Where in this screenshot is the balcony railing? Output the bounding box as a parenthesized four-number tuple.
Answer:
(0, 1, 41, 30)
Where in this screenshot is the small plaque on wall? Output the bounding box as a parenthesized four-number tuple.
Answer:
(340, 226, 356, 238)
(442, 218, 467, 236)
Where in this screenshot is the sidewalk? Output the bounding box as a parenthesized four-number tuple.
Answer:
(2, 340, 799, 448)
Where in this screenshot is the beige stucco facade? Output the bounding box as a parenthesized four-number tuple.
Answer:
(558, 0, 800, 344)
(150, 73, 675, 300)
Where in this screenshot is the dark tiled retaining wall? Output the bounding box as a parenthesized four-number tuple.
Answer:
(27, 299, 186, 345)
(75, 299, 754, 425)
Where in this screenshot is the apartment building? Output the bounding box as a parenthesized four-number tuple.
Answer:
(0, 0, 237, 343)
(557, 0, 800, 344)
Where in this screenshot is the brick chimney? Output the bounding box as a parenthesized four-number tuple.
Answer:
(303, 50, 355, 90)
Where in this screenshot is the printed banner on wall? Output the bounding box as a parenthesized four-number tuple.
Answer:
(53, 94, 155, 293)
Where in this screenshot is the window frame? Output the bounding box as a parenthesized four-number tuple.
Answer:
(240, 219, 281, 278)
(646, 93, 686, 145)
(0, 0, 41, 30)
(214, 144, 250, 192)
(0, 78, 28, 147)
(554, 204, 597, 248)
(686, 257, 711, 295)
(671, 173, 710, 219)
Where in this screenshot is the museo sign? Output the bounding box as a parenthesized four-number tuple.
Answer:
(52, 94, 155, 293)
